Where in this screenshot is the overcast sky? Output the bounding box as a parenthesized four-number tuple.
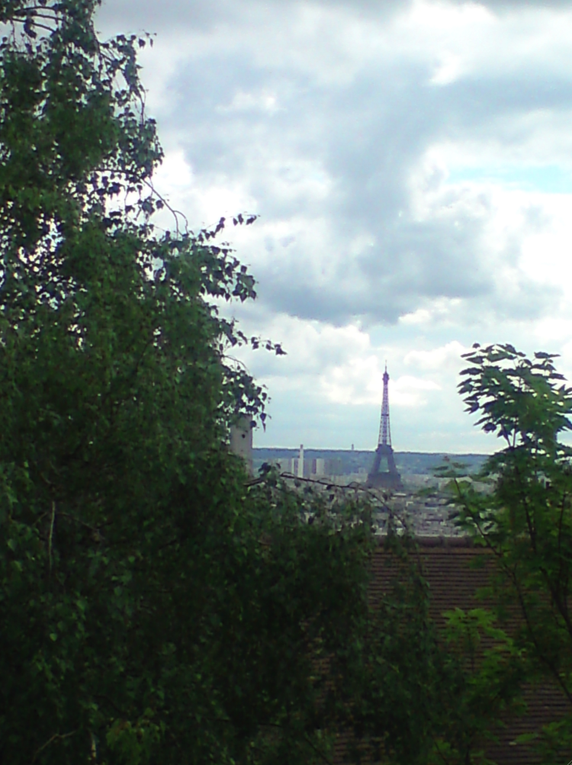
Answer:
(98, 0, 572, 453)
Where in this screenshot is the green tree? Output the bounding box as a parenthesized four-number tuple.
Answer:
(430, 607, 525, 765)
(344, 534, 445, 765)
(0, 5, 539, 765)
(452, 343, 572, 761)
(341, 530, 524, 765)
(0, 3, 374, 764)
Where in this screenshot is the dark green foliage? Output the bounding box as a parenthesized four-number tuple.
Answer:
(432, 607, 525, 765)
(452, 344, 572, 760)
(0, 4, 374, 764)
(340, 531, 524, 765)
(1, 5, 555, 765)
(345, 535, 443, 765)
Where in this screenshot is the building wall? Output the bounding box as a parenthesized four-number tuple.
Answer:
(229, 417, 254, 474)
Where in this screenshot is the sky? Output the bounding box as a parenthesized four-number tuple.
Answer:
(97, 0, 572, 453)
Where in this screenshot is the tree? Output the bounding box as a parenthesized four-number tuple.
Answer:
(0, 5, 542, 765)
(452, 343, 572, 760)
(0, 3, 374, 764)
(343, 342, 572, 765)
(340, 529, 525, 765)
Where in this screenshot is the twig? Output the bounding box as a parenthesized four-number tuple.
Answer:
(143, 178, 189, 236)
(48, 500, 56, 575)
(31, 730, 76, 763)
(302, 732, 334, 765)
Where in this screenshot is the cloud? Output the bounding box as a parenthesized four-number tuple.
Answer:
(232, 313, 461, 410)
(97, 0, 410, 37)
(96, 0, 572, 449)
(404, 341, 469, 372)
(229, 313, 494, 450)
(125, 0, 571, 331)
(479, 0, 572, 9)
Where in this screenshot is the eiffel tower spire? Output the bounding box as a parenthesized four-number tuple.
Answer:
(367, 364, 403, 491)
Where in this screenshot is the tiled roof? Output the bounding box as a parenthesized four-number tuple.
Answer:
(334, 537, 570, 765)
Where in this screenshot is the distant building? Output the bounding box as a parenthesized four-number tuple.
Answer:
(229, 416, 254, 474)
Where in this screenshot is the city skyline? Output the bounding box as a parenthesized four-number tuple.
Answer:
(97, 0, 572, 453)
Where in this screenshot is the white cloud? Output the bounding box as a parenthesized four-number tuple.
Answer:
(404, 341, 469, 372)
(96, 0, 572, 449)
(216, 90, 282, 114)
(391, 375, 441, 407)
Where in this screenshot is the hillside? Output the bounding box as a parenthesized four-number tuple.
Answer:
(253, 448, 487, 477)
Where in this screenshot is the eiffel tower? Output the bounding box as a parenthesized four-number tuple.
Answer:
(367, 364, 403, 490)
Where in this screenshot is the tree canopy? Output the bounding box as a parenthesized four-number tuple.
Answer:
(0, 3, 372, 763)
(452, 343, 572, 761)
(4, 4, 571, 765)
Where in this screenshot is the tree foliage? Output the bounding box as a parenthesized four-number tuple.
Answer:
(2, 4, 559, 765)
(453, 343, 572, 760)
(341, 531, 525, 765)
(0, 3, 371, 763)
